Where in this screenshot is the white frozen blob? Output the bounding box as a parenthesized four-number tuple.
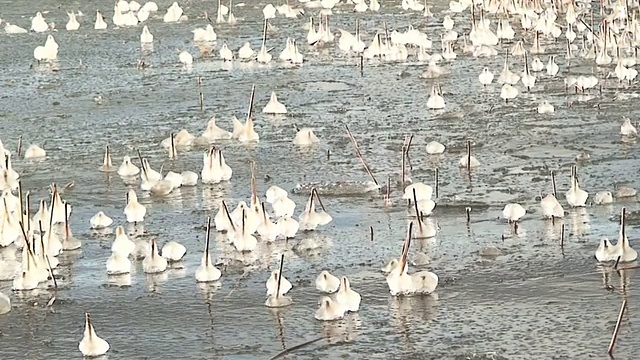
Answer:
(335, 276, 361, 312)
(124, 189, 146, 223)
(262, 91, 287, 114)
(265, 255, 293, 308)
(161, 241, 186, 262)
(78, 313, 110, 357)
(90, 211, 113, 229)
(315, 297, 345, 321)
(142, 239, 168, 274)
(565, 165, 588, 207)
(293, 128, 320, 146)
(196, 218, 222, 282)
(315, 270, 340, 293)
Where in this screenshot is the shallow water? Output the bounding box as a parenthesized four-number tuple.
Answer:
(1, 0, 640, 359)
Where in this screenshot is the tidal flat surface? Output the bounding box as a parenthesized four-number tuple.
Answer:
(0, 0, 640, 359)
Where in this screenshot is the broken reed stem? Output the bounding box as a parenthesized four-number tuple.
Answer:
(614, 256, 621, 270)
(45, 254, 58, 290)
(607, 299, 627, 356)
(465, 207, 471, 223)
(401, 145, 406, 189)
(434, 168, 439, 198)
(17, 135, 23, 157)
(560, 224, 565, 248)
(197, 77, 204, 111)
(359, 55, 364, 76)
(275, 254, 285, 298)
(268, 336, 325, 360)
(344, 125, 379, 187)
(405, 134, 414, 156)
(370, 226, 374, 241)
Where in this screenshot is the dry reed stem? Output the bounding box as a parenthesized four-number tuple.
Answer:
(345, 125, 379, 187)
(607, 299, 627, 355)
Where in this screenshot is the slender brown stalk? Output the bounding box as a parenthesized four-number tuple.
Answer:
(246, 85, 256, 124)
(370, 226, 374, 241)
(17, 135, 23, 157)
(222, 201, 236, 232)
(18, 221, 32, 252)
(204, 217, 211, 265)
(275, 254, 285, 299)
(344, 125, 379, 187)
(170, 133, 177, 159)
(268, 337, 324, 360)
(434, 168, 439, 198)
(136, 149, 149, 180)
(405, 134, 414, 156)
(401, 144, 406, 189)
(39, 221, 57, 289)
(312, 188, 327, 212)
(466, 140, 472, 170)
(18, 181, 24, 225)
(607, 299, 627, 355)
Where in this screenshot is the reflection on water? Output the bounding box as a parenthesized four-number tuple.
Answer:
(145, 272, 168, 292)
(569, 208, 591, 238)
(389, 294, 439, 328)
(321, 313, 361, 344)
(107, 274, 132, 288)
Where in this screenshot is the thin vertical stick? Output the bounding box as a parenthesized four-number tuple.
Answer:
(465, 207, 471, 223)
(401, 145, 406, 189)
(246, 85, 256, 124)
(560, 224, 565, 248)
(222, 201, 237, 233)
(412, 189, 424, 234)
(197, 76, 204, 112)
(345, 125, 379, 187)
(275, 254, 285, 299)
(360, 55, 363, 76)
(312, 188, 327, 212)
(369, 226, 374, 241)
(170, 133, 177, 160)
(405, 135, 414, 156)
(39, 221, 57, 289)
(17, 135, 23, 157)
(607, 299, 627, 355)
(18, 181, 24, 226)
(466, 140, 472, 170)
(434, 168, 439, 198)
